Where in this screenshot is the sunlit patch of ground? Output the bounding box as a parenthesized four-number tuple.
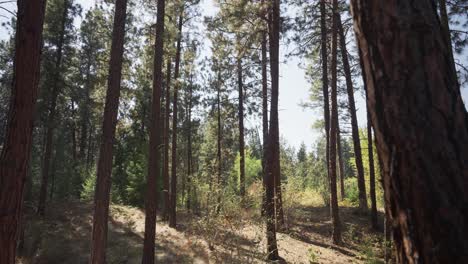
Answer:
(18, 201, 384, 263)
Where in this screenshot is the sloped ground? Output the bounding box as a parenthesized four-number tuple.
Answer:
(17, 201, 384, 264)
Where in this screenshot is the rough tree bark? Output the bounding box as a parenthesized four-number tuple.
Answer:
(163, 59, 172, 221)
(0, 0, 47, 261)
(142, 0, 165, 262)
(90, 0, 127, 263)
(337, 12, 367, 211)
(169, 9, 184, 229)
(237, 57, 246, 198)
(329, 0, 342, 245)
(265, 0, 280, 260)
(37, 0, 70, 216)
(350, 0, 468, 262)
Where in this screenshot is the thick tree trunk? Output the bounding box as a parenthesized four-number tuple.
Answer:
(329, 0, 342, 245)
(367, 110, 378, 229)
(237, 57, 246, 198)
(351, 1, 468, 262)
(163, 59, 172, 221)
(265, 0, 280, 260)
(37, 0, 69, 216)
(337, 13, 367, 211)
(320, 0, 330, 182)
(0, 0, 46, 262)
(169, 10, 183, 229)
(337, 125, 345, 200)
(90, 0, 127, 263)
(142, 0, 165, 262)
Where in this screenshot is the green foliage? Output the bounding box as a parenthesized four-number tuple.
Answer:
(233, 149, 262, 193)
(344, 177, 359, 206)
(81, 168, 97, 201)
(308, 247, 319, 264)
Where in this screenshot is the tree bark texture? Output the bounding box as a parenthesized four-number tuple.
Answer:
(0, 0, 46, 262)
(350, 0, 468, 262)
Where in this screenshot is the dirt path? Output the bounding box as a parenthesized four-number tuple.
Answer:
(18, 201, 384, 264)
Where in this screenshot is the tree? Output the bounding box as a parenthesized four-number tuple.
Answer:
(265, 0, 280, 260)
(163, 58, 172, 221)
(351, 0, 468, 262)
(142, 0, 166, 261)
(319, 0, 330, 184)
(37, 0, 72, 216)
(0, 0, 47, 261)
(90, 0, 128, 263)
(328, 0, 342, 245)
(337, 10, 367, 211)
(169, 4, 184, 228)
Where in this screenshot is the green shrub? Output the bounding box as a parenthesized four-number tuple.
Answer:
(344, 177, 359, 206)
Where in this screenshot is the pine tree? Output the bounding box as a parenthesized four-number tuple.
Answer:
(351, 0, 468, 262)
(90, 0, 128, 262)
(329, 0, 342, 245)
(0, 0, 47, 261)
(142, 0, 166, 262)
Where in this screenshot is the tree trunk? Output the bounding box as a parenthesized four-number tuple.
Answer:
(337, 125, 345, 200)
(351, 1, 468, 262)
(320, 0, 330, 183)
(367, 110, 378, 229)
(237, 57, 246, 198)
(0, 0, 47, 261)
(329, 0, 342, 245)
(163, 58, 172, 221)
(142, 0, 165, 262)
(186, 72, 193, 211)
(90, 0, 127, 263)
(79, 58, 92, 161)
(261, 22, 268, 217)
(265, 0, 280, 260)
(216, 69, 222, 215)
(37, 0, 69, 216)
(169, 10, 183, 229)
(337, 12, 367, 211)
(268, 0, 284, 230)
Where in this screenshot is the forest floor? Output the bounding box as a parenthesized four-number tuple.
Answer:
(17, 201, 385, 264)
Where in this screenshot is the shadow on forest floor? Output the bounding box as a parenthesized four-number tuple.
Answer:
(18, 201, 385, 264)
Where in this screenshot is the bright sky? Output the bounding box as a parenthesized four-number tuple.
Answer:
(1, 0, 467, 151)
